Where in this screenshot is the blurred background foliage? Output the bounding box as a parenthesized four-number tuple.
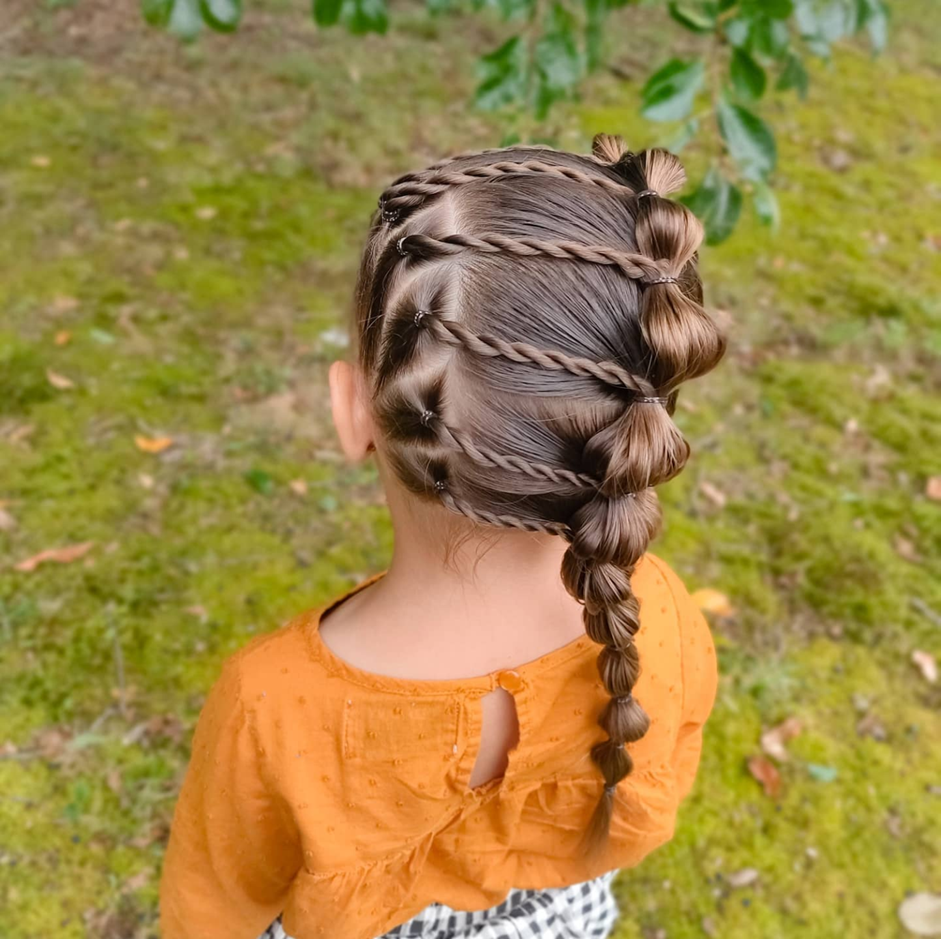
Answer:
(0, 0, 939, 937)
(142, 0, 890, 243)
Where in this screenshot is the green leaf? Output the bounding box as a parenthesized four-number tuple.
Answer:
(168, 0, 203, 39)
(667, 2, 716, 33)
(494, 0, 535, 18)
(245, 468, 275, 495)
(857, 0, 888, 51)
(750, 15, 790, 58)
(723, 16, 750, 46)
(662, 118, 700, 154)
(141, 0, 174, 27)
(200, 0, 241, 31)
(585, 0, 606, 71)
(818, 0, 857, 41)
(533, 3, 582, 118)
(348, 0, 388, 34)
(641, 58, 705, 122)
(730, 48, 766, 100)
(475, 36, 528, 111)
(777, 52, 809, 98)
(683, 167, 743, 244)
(717, 94, 777, 180)
(313, 0, 343, 25)
(753, 180, 780, 229)
(742, 0, 792, 16)
(807, 762, 839, 782)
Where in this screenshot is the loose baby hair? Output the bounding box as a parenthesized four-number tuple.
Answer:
(353, 134, 726, 847)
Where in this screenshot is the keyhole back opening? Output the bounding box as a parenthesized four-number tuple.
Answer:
(468, 687, 521, 790)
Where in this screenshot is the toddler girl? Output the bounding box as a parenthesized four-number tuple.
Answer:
(160, 134, 724, 939)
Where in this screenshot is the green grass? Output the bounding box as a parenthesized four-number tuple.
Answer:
(0, 2, 940, 937)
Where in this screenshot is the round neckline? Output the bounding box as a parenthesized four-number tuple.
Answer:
(306, 571, 595, 696)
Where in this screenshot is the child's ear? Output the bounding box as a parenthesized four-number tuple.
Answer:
(329, 360, 375, 461)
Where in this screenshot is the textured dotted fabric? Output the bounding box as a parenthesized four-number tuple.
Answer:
(160, 554, 717, 939)
(259, 872, 619, 939)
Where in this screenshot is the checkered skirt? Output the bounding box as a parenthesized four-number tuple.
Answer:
(259, 871, 619, 939)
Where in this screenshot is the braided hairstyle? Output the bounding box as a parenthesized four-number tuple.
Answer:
(354, 134, 725, 847)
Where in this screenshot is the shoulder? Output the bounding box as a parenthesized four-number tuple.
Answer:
(641, 553, 717, 712)
(636, 551, 693, 600)
(204, 607, 335, 727)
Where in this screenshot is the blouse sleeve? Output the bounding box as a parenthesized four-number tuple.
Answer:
(667, 570, 719, 802)
(160, 657, 302, 939)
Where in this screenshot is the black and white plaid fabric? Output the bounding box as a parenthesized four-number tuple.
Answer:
(259, 871, 619, 939)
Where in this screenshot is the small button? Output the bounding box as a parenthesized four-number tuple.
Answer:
(497, 669, 524, 693)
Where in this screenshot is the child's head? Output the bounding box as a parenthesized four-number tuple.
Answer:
(330, 134, 725, 841)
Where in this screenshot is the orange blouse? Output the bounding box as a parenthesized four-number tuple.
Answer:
(160, 554, 717, 939)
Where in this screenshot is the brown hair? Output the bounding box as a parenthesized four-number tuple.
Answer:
(353, 134, 725, 846)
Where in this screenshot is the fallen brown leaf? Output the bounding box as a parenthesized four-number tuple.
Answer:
(898, 892, 941, 936)
(747, 755, 782, 798)
(895, 535, 920, 563)
(0, 506, 16, 531)
(14, 541, 94, 572)
(699, 480, 727, 508)
(912, 650, 938, 684)
(289, 479, 308, 496)
(134, 435, 173, 454)
(927, 477, 941, 502)
(106, 769, 123, 796)
(726, 867, 760, 888)
(50, 294, 79, 313)
(857, 712, 888, 742)
(46, 369, 76, 390)
(54, 330, 72, 346)
(760, 717, 803, 762)
(123, 867, 153, 893)
(129, 820, 169, 850)
(7, 424, 35, 444)
(691, 588, 735, 618)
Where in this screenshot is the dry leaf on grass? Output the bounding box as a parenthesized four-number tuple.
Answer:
(691, 588, 735, 618)
(0, 506, 16, 531)
(50, 294, 79, 313)
(134, 435, 173, 454)
(898, 893, 941, 936)
(760, 717, 803, 762)
(747, 755, 781, 798)
(46, 369, 76, 390)
(926, 477, 941, 501)
(14, 541, 94, 572)
(912, 650, 938, 684)
(122, 868, 154, 893)
(289, 479, 308, 496)
(726, 868, 760, 888)
(54, 330, 72, 346)
(699, 480, 727, 508)
(857, 712, 888, 742)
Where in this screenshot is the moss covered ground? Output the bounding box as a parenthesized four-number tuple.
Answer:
(0, 1, 939, 936)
